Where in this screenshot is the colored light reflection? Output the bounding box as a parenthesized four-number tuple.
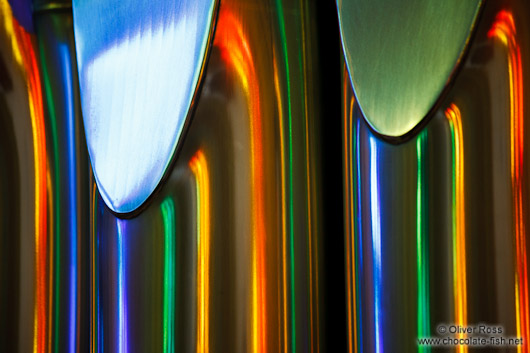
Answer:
(117, 220, 129, 353)
(215, 9, 267, 353)
(274, 2, 296, 351)
(344, 84, 355, 353)
(62, 43, 79, 353)
(273, 55, 290, 353)
(190, 150, 210, 353)
(416, 131, 430, 353)
(72, 0, 216, 213)
(37, 26, 63, 353)
(369, 136, 382, 353)
(343, 69, 362, 353)
(161, 198, 176, 353)
(489, 11, 528, 352)
(0, 2, 48, 352)
(446, 103, 467, 353)
(90, 184, 98, 353)
(355, 118, 364, 353)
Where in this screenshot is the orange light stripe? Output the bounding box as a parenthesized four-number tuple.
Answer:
(273, 57, 289, 353)
(190, 150, 211, 353)
(348, 96, 358, 353)
(343, 65, 359, 353)
(343, 67, 353, 353)
(489, 11, 528, 352)
(215, 10, 267, 353)
(1, 3, 48, 352)
(445, 104, 467, 353)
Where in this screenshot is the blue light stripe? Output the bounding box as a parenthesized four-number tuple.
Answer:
(117, 220, 128, 353)
(355, 118, 364, 353)
(369, 136, 382, 353)
(63, 43, 78, 353)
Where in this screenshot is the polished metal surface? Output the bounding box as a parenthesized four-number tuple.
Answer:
(337, 0, 482, 137)
(1, 3, 45, 351)
(91, 1, 326, 351)
(343, 0, 530, 351)
(0, 3, 90, 351)
(34, 10, 91, 352)
(2, 0, 530, 352)
(72, 0, 218, 214)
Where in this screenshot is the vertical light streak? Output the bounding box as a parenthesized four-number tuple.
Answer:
(489, 12, 528, 352)
(37, 25, 63, 353)
(117, 220, 128, 353)
(94, 184, 103, 353)
(344, 73, 353, 353)
(446, 104, 467, 353)
(91, 184, 97, 353)
(60, 44, 79, 353)
(343, 67, 359, 353)
(216, 10, 267, 353)
(369, 136, 382, 353)
(274, 2, 296, 352)
(273, 58, 289, 353)
(416, 132, 430, 353)
(37, 26, 66, 353)
(0, 3, 48, 352)
(46, 167, 54, 353)
(352, 117, 364, 352)
(161, 198, 176, 353)
(190, 150, 210, 353)
(297, 2, 318, 351)
(351, 103, 364, 353)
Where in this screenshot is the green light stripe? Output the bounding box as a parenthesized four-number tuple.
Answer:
(416, 132, 430, 352)
(161, 198, 176, 353)
(449, 122, 457, 288)
(37, 37, 62, 353)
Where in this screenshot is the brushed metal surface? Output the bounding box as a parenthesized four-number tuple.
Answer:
(89, 1, 326, 352)
(2, 0, 530, 352)
(72, 0, 218, 214)
(337, 0, 482, 137)
(342, 0, 530, 351)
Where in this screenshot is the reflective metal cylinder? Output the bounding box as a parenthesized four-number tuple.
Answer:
(34, 5, 91, 352)
(0, 2, 89, 351)
(91, 0, 329, 352)
(343, 0, 530, 351)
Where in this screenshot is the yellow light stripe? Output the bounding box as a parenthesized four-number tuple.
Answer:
(0, 3, 48, 352)
(446, 104, 467, 353)
(190, 150, 211, 353)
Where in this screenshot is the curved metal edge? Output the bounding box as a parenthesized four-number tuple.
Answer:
(338, 0, 486, 145)
(106, 0, 221, 219)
